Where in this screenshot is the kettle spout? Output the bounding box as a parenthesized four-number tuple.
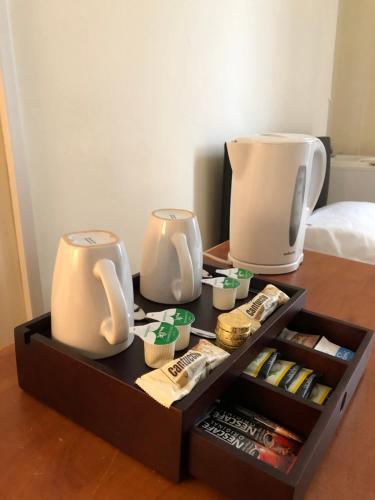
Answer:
(226, 141, 250, 177)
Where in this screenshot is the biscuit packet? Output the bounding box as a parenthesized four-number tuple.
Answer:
(236, 284, 289, 323)
(135, 339, 229, 408)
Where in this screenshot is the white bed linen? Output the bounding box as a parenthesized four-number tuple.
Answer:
(304, 201, 375, 264)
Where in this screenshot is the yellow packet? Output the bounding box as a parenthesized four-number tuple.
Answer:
(309, 383, 333, 405)
(287, 368, 313, 394)
(244, 347, 277, 378)
(265, 360, 295, 386)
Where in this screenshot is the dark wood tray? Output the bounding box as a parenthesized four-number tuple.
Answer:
(189, 309, 374, 499)
(14, 266, 305, 482)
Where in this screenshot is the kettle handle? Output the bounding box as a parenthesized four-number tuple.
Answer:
(306, 139, 327, 213)
(170, 232, 194, 302)
(93, 259, 129, 345)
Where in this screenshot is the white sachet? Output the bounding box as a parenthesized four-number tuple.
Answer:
(136, 340, 229, 408)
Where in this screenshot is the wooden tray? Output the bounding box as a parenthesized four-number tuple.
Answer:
(14, 266, 305, 482)
(189, 309, 374, 499)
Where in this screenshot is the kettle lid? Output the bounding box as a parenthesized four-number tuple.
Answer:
(232, 133, 317, 145)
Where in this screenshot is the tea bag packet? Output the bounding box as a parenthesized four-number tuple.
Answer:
(264, 360, 296, 387)
(244, 347, 279, 378)
(146, 308, 195, 350)
(202, 277, 240, 310)
(280, 329, 355, 361)
(135, 340, 229, 408)
(278, 364, 301, 390)
(130, 322, 179, 368)
(215, 268, 253, 299)
(295, 372, 317, 399)
(314, 336, 354, 361)
(309, 383, 332, 405)
(236, 284, 289, 323)
(287, 368, 314, 395)
(279, 328, 320, 349)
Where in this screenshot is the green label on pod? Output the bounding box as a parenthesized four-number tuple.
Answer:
(202, 277, 240, 289)
(172, 308, 195, 325)
(223, 277, 240, 288)
(237, 268, 253, 279)
(130, 322, 179, 345)
(216, 267, 253, 280)
(146, 308, 195, 326)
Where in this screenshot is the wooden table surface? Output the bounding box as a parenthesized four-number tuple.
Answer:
(1, 246, 375, 500)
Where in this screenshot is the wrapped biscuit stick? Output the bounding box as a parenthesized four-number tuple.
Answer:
(235, 284, 290, 323)
(136, 340, 229, 408)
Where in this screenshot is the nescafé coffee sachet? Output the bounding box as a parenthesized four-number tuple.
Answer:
(210, 406, 301, 456)
(199, 418, 297, 473)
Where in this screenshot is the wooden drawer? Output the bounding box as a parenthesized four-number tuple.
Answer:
(188, 309, 373, 500)
(14, 269, 305, 483)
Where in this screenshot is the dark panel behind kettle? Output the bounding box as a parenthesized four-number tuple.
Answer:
(315, 136, 332, 210)
(220, 143, 231, 242)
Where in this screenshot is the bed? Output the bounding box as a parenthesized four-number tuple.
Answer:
(304, 138, 375, 265)
(304, 201, 375, 265)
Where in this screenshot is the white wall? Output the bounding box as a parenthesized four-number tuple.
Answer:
(6, 0, 338, 310)
(329, 0, 375, 155)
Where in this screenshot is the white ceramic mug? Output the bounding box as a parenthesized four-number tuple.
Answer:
(140, 209, 203, 304)
(51, 230, 134, 359)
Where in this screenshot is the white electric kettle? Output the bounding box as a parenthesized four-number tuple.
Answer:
(51, 230, 134, 359)
(140, 209, 203, 304)
(227, 133, 326, 274)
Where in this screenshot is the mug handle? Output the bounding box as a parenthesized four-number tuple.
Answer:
(171, 232, 194, 302)
(93, 259, 129, 345)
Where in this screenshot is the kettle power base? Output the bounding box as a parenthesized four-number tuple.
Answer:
(229, 253, 304, 275)
(14, 267, 373, 500)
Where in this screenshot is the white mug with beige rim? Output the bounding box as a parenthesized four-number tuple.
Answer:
(51, 230, 134, 359)
(140, 209, 203, 304)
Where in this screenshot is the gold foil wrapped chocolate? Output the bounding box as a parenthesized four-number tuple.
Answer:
(215, 327, 250, 347)
(215, 312, 261, 351)
(217, 311, 255, 334)
(215, 338, 238, 353)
